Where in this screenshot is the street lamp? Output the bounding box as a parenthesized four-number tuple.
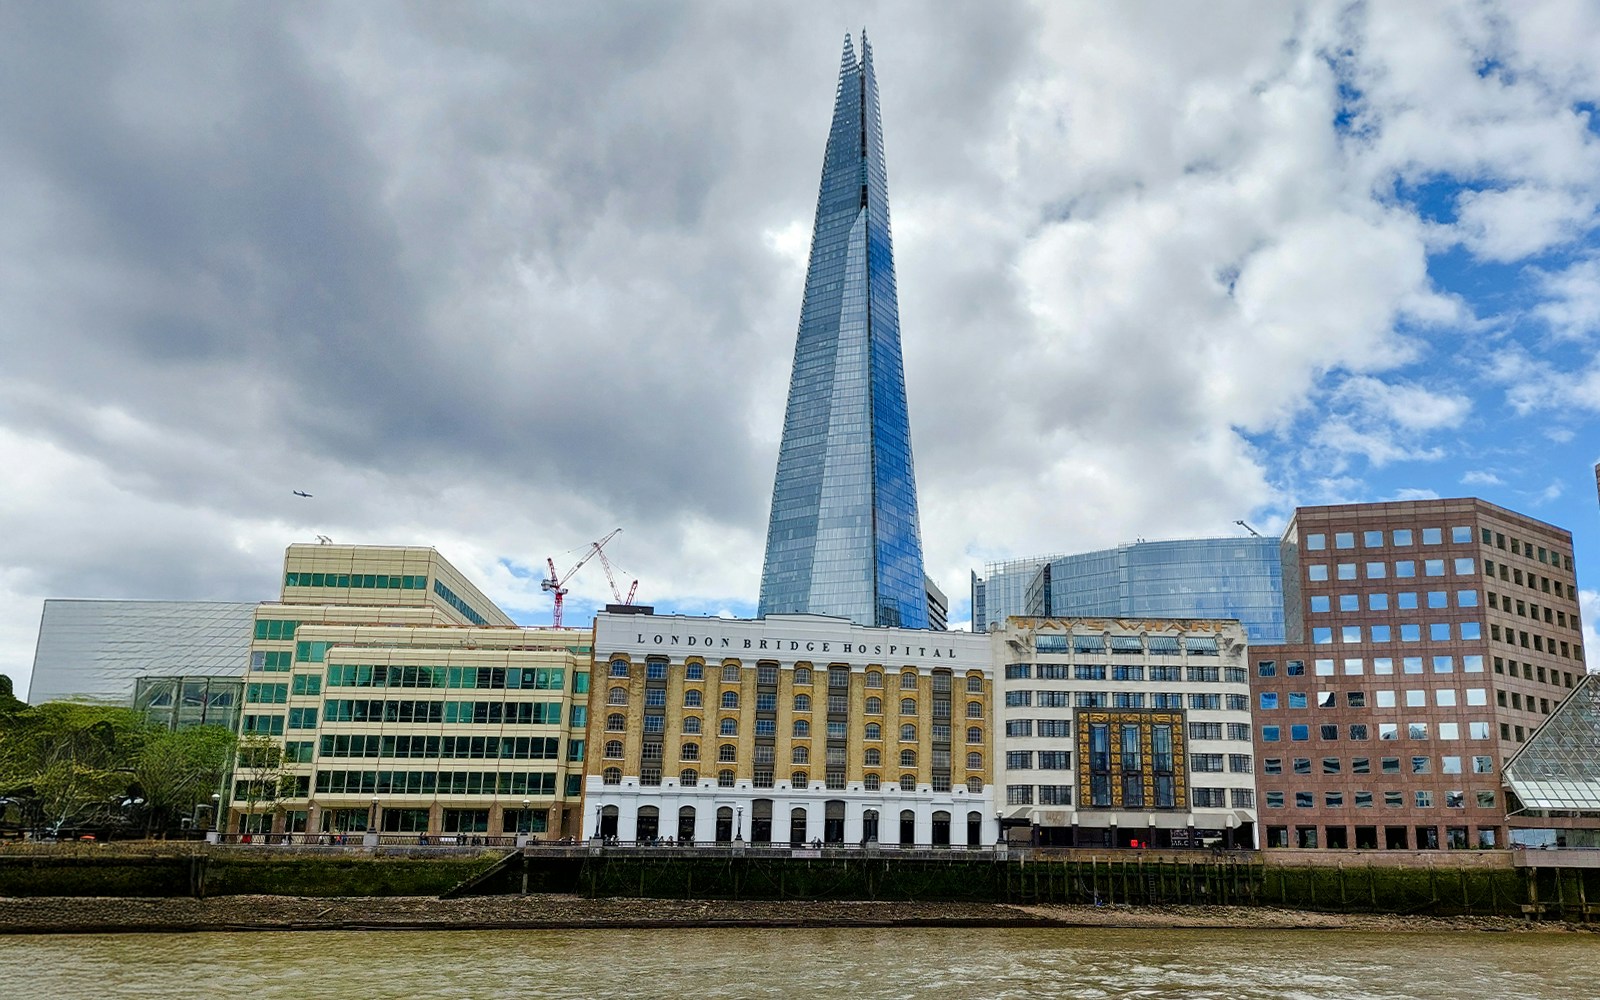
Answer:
(210, 793, 221, 835)
(522, 797, 531, 836)
(736, 805, 744, 841)
(370, 797, 379, 835)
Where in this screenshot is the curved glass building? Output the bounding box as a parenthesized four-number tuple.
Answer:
(974, 537, 1286, 643)
(758, 34, 927, 628)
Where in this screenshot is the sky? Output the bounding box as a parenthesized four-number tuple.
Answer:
(4, 1, 1600, 697)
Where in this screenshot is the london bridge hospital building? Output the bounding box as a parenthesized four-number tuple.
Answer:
(583, 613, 996, 847)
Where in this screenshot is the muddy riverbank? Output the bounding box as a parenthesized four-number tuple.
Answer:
(0, 894, 1584, 935)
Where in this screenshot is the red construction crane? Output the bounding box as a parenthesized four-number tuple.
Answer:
(542, 528, 633, 627)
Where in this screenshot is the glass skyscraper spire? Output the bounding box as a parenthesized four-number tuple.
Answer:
(758, 34, 928, 628)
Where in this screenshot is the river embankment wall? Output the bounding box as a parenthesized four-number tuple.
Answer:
(1, 844, 1593, 922)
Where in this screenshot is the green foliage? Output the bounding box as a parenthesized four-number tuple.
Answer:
(0, 702, 148, 833)
(129, 726, 236, 835)
(0, 674, 26, 715)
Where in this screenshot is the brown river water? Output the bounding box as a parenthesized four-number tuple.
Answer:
(2, 926, 1593, 999)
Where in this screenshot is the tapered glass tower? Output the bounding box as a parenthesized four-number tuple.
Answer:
(758, 34, 927, 628)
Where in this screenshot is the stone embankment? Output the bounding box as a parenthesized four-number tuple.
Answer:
(0, 895, 1581, 935)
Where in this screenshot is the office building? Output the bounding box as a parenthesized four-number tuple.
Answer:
(1252, 499, 1585, 850)
(758, 35, 929, 629)
(992, 617, 1257, 849)
(584, 611, 994, 846)
(227, 544, 592, 840)
(27, 599, 256, 707)
(973, 537, 1285, 643)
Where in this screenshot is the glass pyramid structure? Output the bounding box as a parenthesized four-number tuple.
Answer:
(758, 33, 928, 628)
(1503, 673, 1600, 813)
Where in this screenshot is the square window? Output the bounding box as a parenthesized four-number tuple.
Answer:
(1308, 564, 1329, 581)
(1310, 595, 1331, 613)
(1381, 757, 1401, 774)
(1401, 624, 1421, 642)
(1379, 723, 1398, 740)
(1430, 623, 1451, 641)
(1305, 533, 1326, 550)
(1385, 791, 1404, 807)
(1373, 658, 1394, 675)
(1341, 625, 1362, 643)
(1427, 591, 1448, 608)
(1459, 622, 1482, 640)
(1339, 594, 1359, 611)
(1288, 692, 1308, 709)
(1441, 755, 1462, 774)
(1465, 688, 1487, 706)
(1411, 756, 1431, 774)
(1408, 722, 1428, 740)
(1349, 723, 1369, 740)
(1451, 526, 1472, 543)
(1290, 725, 1310, 741)
(1415, 791, 1433, 808)
(1315, 659, 1335, 676)
(1343, 658, 1364, 675)
(1335, 532, 1355, 549)
(1262, 726, 1281, 742)
(1435, 689, 1457, 706)
(1376, 690, 1396, 707)
(1422, 528, 1442, 545)
(1438, 722, 1460, 740)
(1369, 593, 1389, 610)
(1406, 690, 1427, 707)
(1364, 530, 1385, 547)
(1370, 625, 1391, 642)
(1313, 627, 1333, 644)
(1454, 557, 1476, 575)
(1395, 561, 1416, 578)
(1463, 655, 1483, 673)
(1393, 529, 1413, 546)
(1397, 592, 1418, 609)
(1432, 656, 1454, 673)
(1367, 562, 1387, 579)
(1424, 559, 1445, 577)
(1457, 590, 1478, 607)
(1338, 563, 1357, 580)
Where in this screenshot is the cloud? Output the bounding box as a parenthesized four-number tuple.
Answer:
(3, 2, 1600, 694)
(1461, 470, 1505, 486)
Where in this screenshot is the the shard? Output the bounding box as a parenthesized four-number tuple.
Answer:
(758, 34, 928, 628)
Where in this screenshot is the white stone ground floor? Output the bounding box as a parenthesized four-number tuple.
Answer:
(582, 777, 998, 847)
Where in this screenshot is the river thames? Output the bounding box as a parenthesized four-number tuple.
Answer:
(2, 926, 1594, 999)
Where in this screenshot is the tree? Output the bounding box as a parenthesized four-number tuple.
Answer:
(232, 734, 292, 836)
(128, 725, 236, 836)
(0, 702, 147, 835)
(0, 674, 25, 716)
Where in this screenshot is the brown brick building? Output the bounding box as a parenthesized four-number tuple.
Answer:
(1253, 498, 1585, 851)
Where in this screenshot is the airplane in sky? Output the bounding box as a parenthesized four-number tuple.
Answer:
(292, 490, 313, 498)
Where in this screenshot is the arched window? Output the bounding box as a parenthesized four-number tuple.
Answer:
(608, 686, 628, 705)
(900, 724, 916, 742)
(718, 744, 737, 762)
(718, 769, 735, 788)
(609, 659, 629, 677)
(864, 748, 881, 766)
(606, 713, 626, 731)
(900, 698, 916, 715)
(680, 768, 699, 785)
(864, 773, 880, 791)
(900, 749, 917, 768)
(681, 743, 700, 761)
(966, 701, 983, 719)
(792, 746, 809, 764)
(864, 722, 881, 740)
(721, 691, 739, 709)
(966, 777, 983, 793)
(684, 690, 703, 708)
(721, 663, 740, 682)
(603, 767, 622, 785)
(900, 774, 916, 792)
(966, 674, 983, 693)
(682, 716, 702, 734)
(793, 666, 812, 685)
(793, 693, 811, 712)
(966, 726, 983, 744)
(791, 771, 809, 788)
(865, 697, 882, 714)
(967, 752, 983, 770)
(866, 671, 884, 689)
(604, 740, 623, 758)
(792, 720, 811, 737)
(901, 671, 918, 690)
(719, 718, 738, 736)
